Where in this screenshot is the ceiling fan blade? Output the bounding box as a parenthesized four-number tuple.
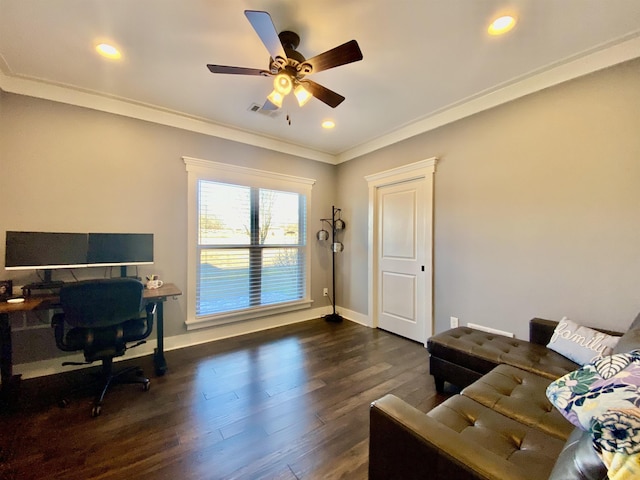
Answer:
(207, 64, 269, 76)
(301, 80, 345, 108)
(300, 40, 363, 75)
(244, 10, 287, 63)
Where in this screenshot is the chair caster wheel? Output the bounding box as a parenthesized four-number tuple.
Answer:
(143, 381, 150, 392)
(58, 398, 70, 408)
(91, 405, 102, 417)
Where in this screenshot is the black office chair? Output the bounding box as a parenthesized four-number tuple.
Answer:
(52, 278, 155, 417)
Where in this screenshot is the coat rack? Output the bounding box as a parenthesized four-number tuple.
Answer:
(317, 206, 345, 322)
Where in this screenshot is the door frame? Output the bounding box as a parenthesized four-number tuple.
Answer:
(365, 158, 437, 346)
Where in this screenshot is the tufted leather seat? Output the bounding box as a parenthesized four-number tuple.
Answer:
(427, 395, 566, 480)
(461, 364, 574, 440)
(427, 324, 580, 391)
(369, 392, 569, 480)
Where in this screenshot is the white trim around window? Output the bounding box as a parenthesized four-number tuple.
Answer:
(183, 156, 315, 330)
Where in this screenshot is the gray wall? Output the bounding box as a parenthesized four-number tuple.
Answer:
(2, 57, 639, 366)
(337, 58, 640, 339)
(0, 92, 336, 363)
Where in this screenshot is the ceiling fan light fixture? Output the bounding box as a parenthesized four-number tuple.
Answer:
(273, 72, 293, 95)
(294, 84, 312, 107)
(266, 90, 284, 108)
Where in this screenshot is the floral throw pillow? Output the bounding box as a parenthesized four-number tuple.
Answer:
(546, 350, 640, 479)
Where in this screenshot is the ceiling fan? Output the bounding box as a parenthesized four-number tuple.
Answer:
(207, 10, 363, 110)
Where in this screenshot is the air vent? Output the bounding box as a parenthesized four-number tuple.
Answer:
(247, 103, 283, 118)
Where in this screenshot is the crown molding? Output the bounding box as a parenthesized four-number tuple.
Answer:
(336, 34, 640, 163)
(2, 34, 639, 166)
(0, 72, 336, 165)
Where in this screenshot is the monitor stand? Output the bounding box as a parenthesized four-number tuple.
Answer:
(22, 270, 64, 296)
(119, 265, 141, 281)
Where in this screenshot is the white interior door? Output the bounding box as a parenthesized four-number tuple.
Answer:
(377, 179, 426, 341)
(366, 158, 435, 345)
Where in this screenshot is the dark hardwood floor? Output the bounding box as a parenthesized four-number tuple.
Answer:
(0, 319, 448, 480)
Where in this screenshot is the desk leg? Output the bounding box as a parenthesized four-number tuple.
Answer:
(1, 312, 21, 408)
(153, 301, 167, 376)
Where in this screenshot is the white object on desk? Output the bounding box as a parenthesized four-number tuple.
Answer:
(146, 280, 163, 289)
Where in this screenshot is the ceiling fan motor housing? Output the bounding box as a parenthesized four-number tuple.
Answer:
(278, 31, 300, 50)
(269, 31, 308, 76)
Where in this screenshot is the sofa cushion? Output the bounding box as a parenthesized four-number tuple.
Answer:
(547, 317, 619, 365)
(462, 364, 574, 440)
(547, 428, 607, 480)
(428, 327, 579, 380)
(427, 394, 566, 480)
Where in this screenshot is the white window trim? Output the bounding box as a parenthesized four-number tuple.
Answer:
(183, 156, 315, 330)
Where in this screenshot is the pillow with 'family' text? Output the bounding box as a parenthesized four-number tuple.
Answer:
(546, 317, 619, 365)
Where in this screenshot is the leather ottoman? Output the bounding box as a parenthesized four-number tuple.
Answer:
(427, 325, 579, 391)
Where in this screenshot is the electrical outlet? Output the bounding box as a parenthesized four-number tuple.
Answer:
(323, 287, 329, 297)
(450, 316, 459, 328)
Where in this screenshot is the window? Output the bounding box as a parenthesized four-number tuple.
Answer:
(184, 158, 314, 330)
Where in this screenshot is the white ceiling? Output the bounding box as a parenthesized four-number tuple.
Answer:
(1, 1, 640, 164)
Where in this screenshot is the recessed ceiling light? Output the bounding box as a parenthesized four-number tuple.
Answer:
(488, 15, 517, 36)
(322, 120, 335, 129)
(95, 43, 121, 59)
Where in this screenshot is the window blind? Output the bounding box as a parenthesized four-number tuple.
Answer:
(196, 180, 307, 317)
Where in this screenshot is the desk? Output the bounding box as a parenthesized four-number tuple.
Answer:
(0, 282, 181, 401)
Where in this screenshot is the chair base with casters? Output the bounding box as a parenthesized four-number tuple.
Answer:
(59, 351, 152, 418)
(52, 278, 155, 417)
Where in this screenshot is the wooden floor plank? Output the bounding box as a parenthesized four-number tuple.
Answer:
(0, 319, 449, 479)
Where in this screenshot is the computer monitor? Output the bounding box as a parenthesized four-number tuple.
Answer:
(4, 231, 154, 288)
(4, 231, 89, 270)
(87, 233, 154, 267)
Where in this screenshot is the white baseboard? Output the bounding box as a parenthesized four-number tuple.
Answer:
(336, 307, 372, 327)
(14, 304, 370, 380)
(466, 322, 515, 338)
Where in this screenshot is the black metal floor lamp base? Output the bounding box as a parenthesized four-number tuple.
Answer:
(324, 312, 343, 323)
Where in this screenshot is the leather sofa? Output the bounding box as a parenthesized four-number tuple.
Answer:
(369, 314, 640, 480)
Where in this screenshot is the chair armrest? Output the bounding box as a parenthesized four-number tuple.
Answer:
(146, 302, 156, 316)
(51, 313, 76, 352)
(369, 394, 535, 480)
(134, 305, 155, 341)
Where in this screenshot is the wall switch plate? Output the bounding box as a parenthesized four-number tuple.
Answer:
(450, 316, 459, 328)
(323, 287, 329, 297)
